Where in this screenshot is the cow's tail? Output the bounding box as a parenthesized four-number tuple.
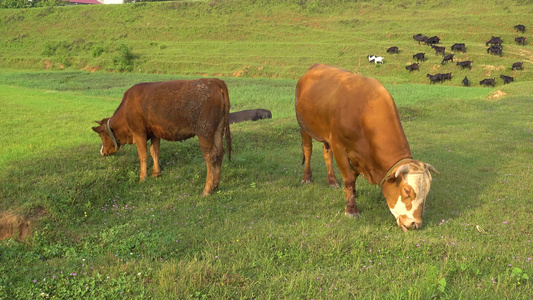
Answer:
(295, 85, 305, 166)
(221, 81, 232, 161)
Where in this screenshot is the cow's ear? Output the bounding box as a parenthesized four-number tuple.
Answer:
(92, 126, 103, 133)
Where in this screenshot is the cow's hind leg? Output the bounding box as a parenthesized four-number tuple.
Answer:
(331, 144, 359, 217)
(133, 134, 149, 182)
(150, 137, 161, 177)
(198, 133, 224, 196)
(211, 117, 226, 190)
(323, 144, 339, 187)
(300, 130, 313, 184)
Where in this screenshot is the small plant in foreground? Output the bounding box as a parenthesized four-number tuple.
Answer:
(510, 267, 529, 287)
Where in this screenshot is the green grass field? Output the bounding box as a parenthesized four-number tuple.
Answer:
(1, 0, 532, 299)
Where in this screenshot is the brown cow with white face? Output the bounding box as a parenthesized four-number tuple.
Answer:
(92, 78, 232, 196)
(295, 64, 438, 231)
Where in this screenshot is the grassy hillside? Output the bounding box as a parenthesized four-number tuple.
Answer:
(1, 0, 532, 85)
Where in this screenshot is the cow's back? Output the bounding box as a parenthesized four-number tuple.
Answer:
(119, 78, 228, 141)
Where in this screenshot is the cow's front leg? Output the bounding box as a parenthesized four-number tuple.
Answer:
(331, 145, 359, 217)
(150, 137, 161, 177)
(133, 135, 148, 182)
(342, 175, 359, 217)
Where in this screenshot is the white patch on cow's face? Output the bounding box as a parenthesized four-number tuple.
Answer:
(98, 134, 119, 156)
(390, 172, 430, 230)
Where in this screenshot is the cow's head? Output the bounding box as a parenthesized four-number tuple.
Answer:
(381, 161, 439, 231)
(92, 118, 120, 156)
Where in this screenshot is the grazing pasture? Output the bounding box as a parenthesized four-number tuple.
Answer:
(1, 70, 532, 299)
(1, 0, 532, 298)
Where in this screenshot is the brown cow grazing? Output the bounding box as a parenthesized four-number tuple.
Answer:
(92, 78, 232, 196)
(229, 109, 272, 124)
(295, 64, 438, 231)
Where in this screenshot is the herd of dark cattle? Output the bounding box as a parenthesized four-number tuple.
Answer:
(370, 24, 527, 87)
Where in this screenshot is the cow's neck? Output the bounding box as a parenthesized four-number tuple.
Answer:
(361, 153, 410, 185)
(109, 111, 133, 145)
(364, 131, 412, 185)
(379, 157, 414, 186)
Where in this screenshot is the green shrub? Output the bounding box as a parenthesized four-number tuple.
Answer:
(0, 0, 31, 8)
(0, 0, 63, 8)
(92, 45, 105, 58)
(34, 0, 64, 7)
(112, 44, 136, 72)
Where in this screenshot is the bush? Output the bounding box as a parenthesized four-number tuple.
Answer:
(34, 0, 64, 7)
(92, 45, 105, 58)
(112, 44, 136, 72)
(0, 0, 31, 8)
(0, 0, 63, 8)
(41, 39, 90, 57)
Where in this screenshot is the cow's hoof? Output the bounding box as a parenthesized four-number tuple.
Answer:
(345, 212, 360, 218)
(152, 172, 161, 178)
(328, 182, 340, 188)
(301, 179, 312, 184)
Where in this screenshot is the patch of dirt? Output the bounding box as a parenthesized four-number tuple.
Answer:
(487, 90, 507, 100)
(233, 66, 250, 77)
(233, 70, 244, 77)
(0, 207, 47, 241)
(83, 65, 100, 73)
(483, 65, 506, 76)
(44, 60, 52, 70)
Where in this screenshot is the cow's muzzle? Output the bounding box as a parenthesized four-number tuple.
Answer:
(398, 217, 422, 232)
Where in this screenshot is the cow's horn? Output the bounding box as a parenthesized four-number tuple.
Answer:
(427, 164, 439, 174)
(394, 164, 410, 178)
